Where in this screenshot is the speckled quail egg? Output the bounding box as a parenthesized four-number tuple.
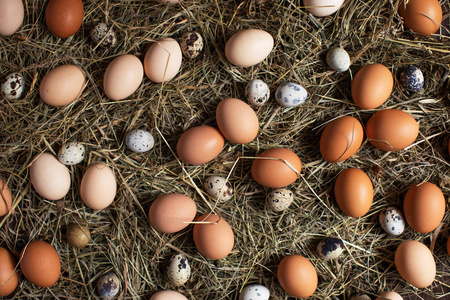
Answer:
(326, 47, 351, 72)
(90, 23, 117, 48)
(399, 66, 424, 92)
(1, 72, 24, 100)
(97, 272, 120, 299)
(239, 284, 270, 300)
(58, 142, 85, 165)
(379, 206, 405, 235)
(204, 176, 233, 202)
(180, 31, 203, 59)
(350, 294, 371, 300)
(317, 237, 345, 260)
(125, 129, 155, 153)
(266, 188, 294, 212)
(275, 82, 308, 107)
(167, 253, 191, 286)
(245, 79, 270, 106)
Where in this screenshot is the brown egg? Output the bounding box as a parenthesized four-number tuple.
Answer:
(45, 0, 83, 38)
(395, 240, 435, 288)
(251, 148, 301, 188)
(403, 182, 445, 233)
(193, 214, 234, 260)
(150, 290, 188, 300)
(80, 163, 117, 210)
(447, 237, 450, 256)
(376, 291, 403, 300)
(225, 29, 274, 67)
(144, 38, 182, 83)
(277, 255, 318, 298)
(366, 109, 419, 151)
(0, 247, 18, 297)
(0, 177, 12, 217)
(319, 116, 364, 162)
(216, 98, 259, 144)
(334, 168, 373, 218)
(148, 193, 197, 233)
(20, 241, 61, 288)
(398, 0, 442, 35)
(0, 0, 24, 36)
(66, 223, 90, 248)
(351, 63, 393, 109)
(176, 126, 224, 165)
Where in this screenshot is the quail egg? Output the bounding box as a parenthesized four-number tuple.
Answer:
(180, 31, 203, 59)
(58, 142, 85, 165)
(239, 284, 270, 300)
(97, 272, 120, 299)
(275, 82, 308, 107)
(167, 253, 191, 286)
(204, 176, 233, 202)
(90, 23, 117, 48)
(245, 79, 270, 106)
(317, 237, 344, 260)
(125, 129, 155, 153)
(1, 72, 24, 100)
(399, 66, 424, 92)
(379, 206, 405, 235)
(326, 47, 351, 72)
(266, 188, 294, 212)
(66, 223, 90, 248)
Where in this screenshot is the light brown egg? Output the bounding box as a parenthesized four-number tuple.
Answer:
(0, 0, 24, 36)
(351, 63, 393, 109)
(150, 290, 188, 300)
(319, 116, 364, 162)
(216, 98, 259, 144)
(334, 168, 373, 218)
(225, 29, 274, 67)
(144, 37, 182, 83)
(398, 0, 442, 35)
(45, 0, 83, 38)
(30, 152, 71, 201)
(40, 65, 86, 106)
(304, 0, 344, 17)
(0, 247, 18, 297)
(0, 178, 12, 217)
(193, 214, 234, 260)
(251, 148, 301, 188)
(80, 163, 117, 210)
(395, 240, 435, 288)
(366, 109, 419, 151)
(148, 193, 197, 233)
(376, 291, 403, 300)
(277, 255, 318, 298)
(403, 182, 445, 233)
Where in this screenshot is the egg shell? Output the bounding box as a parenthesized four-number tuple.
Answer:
(251, 148, 301, 188)
(193, 214, 234, 260)
(20, 241, 61, 288)
(225, 29, 274, 67)
(399, 66, 424, 92)
(398, 0, 442, 35)
(366, 109, 419, 151)
(90, 23, 116, 48)
(167, 253, 191, 286)
(403, 182, 445, 233)
(0, 0, 24, 36)
(319, 116, 364, 162)
(239, 284, 270, 300)
(45, 0, 83, 38)
(277, 255, 318, 298)
(216, 98, 259, 144)
(0, 247, 18, 297)
(304, 0, 344, 17)
(0, 178, 12, 217)
(379, 207, 405, 235)
(125, 129, 155, 153)
(204, 176, 233, 202)
(275, 82, 308, 108)
(245, 79, 270, 106)
(1, 72, 24, 100)
(148, 193, 197, 234)
(317, 237, 344, 260)
(176, 126, 224, 165)
(66, 223, 90, 248)
(58, 142, 85, 165)
(266, 188, 294, 212)
(40, 65, 86, 107)
(376, 291, 403, 300)
(97, 272, 120, 298)
(395, 240, 436, 288)
(30, 152, 71, 201)
(351, 294, 371, 300)
(180, 31, 204, 59)
(103, 54, 144, 101)
(150, 290, 188, 300)
(80, 163, 117, 210)
(447, 237, 450, 256)
(326, 47, 350, 72)
(144, 37, 182, 83)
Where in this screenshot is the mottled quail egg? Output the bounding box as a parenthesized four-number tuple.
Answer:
(317, 237, 344, 260)
(180, 31, 203, 59)
(97, 272, 120, 299)
(125, 129, 155, 153)
(379, 206, 405, 235)
(66, 223, 90, 248)
(1, 72, 24, 100)
(350, 294, 371, 300)
(167, 253, 191, 286)
(204, 176, 233, 202)
(399, 66, 424, 92)
(266, 188, 294, 212)
(90, 23, 117, 48)
(58, 142, 85, 165)
(275, 82, 308, 107)
(326, 47, 351, 72)
(245, 79, 270, 106)
(239, 284, 270, 300)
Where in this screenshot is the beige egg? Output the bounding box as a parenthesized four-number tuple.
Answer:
(80, 163, 117, 210)
(144, 37, 182, 83)
(304, 0, 344, 17)
(225, 29, 274, 67)
(0, 0, 24, 36)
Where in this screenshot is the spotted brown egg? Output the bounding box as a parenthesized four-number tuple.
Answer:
(167, 253, 190, 286)
(379, 206, 405, 235)
(266, 188, 294, 212)
(58, 142, 85, 165)
(1, 72, 24, 100)
(317, 237, 345, 260)
(180, 31, 203, 59)
(204, 176, 233, 202)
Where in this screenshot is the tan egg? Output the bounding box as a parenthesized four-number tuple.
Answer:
(398, 0, 442, 35)
(225, 29, 274, 67)
(0, 178, 12, 217)
(66, 223, 90, 248)
(304, 0, 344, 17)
(144, 37, 182, 83)
(45, 0, 83, 38)
(103, 54, 144, 101)
(376, 291, 403, 300)
(80, 163, 117, 210)
(151, 290, 188, 300)
(277, 255, 318, 298)
(0, 247, 18, 297)
(216, 98, 259, 144)
(0, 0, 24, 36)
(30, 152, 71, 201)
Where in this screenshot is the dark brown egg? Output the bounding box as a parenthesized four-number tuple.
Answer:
(45, 0, 83, 38)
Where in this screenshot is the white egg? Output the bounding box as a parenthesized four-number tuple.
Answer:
(317, 237, 344, 260)
(1, 72, 24, 100)
(326, 47, 350, 72)
(266, 188, 294, 212)
(350, 294, 371, 300)
(239, 284, 270, 300)
(125, 129, 155, 153)
(58, 142, 85, 165)
(167, 253, 191, 286)
(275, 82, 307, 107)
(245, 79, 270, 106)
(379, 206, 405, 235)
(204, 176, 233, 202)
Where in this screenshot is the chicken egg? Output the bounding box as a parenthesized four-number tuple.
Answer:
(0, 0, 24, 36)
(398, 0, 442, 35)
(167, 253, 190, 286)
(376, 291, 403, 300)
(225, 29, 274, 67)
(326, 47, 350, 72)
(204, 176, 233, 202)
(239, 284, 270, 300)
(379, 207, 405, 235)
(304, 0, 344, 17)
(0, 247, 18, 297)
(0, 178, 12, 217)
(1, 72, 24, 100)
(80, 163, 117, 210)
(277, 255, 318, 298)
(144, 37, 182, 83)
(45, 0, 83, 38)
(266, 188, 294, 212)
(275, 82, 308, 107)
(58, 142, 85, 165)
(150, 290, 188, 300)
(125, 129, 155, 153)
(245, 79, 270, 106)
(180, 31, 203, 59)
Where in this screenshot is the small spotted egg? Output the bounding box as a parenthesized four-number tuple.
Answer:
(204, 176, 233, 202)
(1, 72, 24, 100)
(266, 188, 294, 212)
(90, 23, 117, 49)
(379, 206, 405, 235)
(326, 47, 351, 72)
(58, 142, 85, 165)
(399, 66, 424, 92)
(350, 294, 371, 300)
(180, 31, 204, 59)
(317, 237, 345, 260)
(167, 253, 191, 286)
(125, 129, 155, 153)
(275, 82, 308, 107)
(239, 284, 270, 300)
(97, 272, 120, 299)
(245, 79, 270, 106)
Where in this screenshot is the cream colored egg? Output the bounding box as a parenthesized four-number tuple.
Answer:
(80, 163, 117, 210)
(0, 0, 24, 36)
(144, 37, 182, 83)
(304, 0, 344, 17)
(225, 29, 274, 67)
